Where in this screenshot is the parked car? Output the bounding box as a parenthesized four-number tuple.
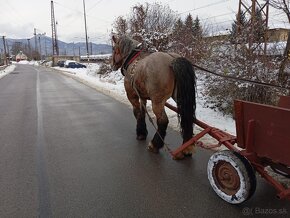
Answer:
(57, 60, 65, 67)
(66, 62, 86, 68)
(64, 60, 76, 68)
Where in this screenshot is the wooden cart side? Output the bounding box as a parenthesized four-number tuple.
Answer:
(278, 95, 290, 109)
(234, 100, 290, 166)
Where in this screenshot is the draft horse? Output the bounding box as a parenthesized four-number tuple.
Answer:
(112, 35, 196, 158)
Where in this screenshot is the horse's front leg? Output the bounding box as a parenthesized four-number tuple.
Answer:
(125, 82, 148, 140)
(147, 102, 168, 153)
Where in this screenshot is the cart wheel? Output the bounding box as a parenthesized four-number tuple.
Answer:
(207, 150, 256, 204)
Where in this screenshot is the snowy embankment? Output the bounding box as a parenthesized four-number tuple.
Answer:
(0, 65, 16, 79)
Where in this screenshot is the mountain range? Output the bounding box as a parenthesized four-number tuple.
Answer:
(0, 36, 112, 56)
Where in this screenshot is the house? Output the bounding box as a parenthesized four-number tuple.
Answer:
(267, 28, 289, 42)
(16, 51, 28, 62)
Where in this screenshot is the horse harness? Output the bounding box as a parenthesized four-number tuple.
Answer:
(121, 48, 172, 153)
(121, 49, 142, 76)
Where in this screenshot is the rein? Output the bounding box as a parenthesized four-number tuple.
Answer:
(192, 64, 290, 91)
(131, 82, 173, 154)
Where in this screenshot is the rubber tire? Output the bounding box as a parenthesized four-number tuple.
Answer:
(207, 150, 256, 204)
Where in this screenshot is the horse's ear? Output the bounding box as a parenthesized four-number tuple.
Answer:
(112, 35, 118, 44)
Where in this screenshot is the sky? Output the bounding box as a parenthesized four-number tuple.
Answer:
(0, 0, 289, 44)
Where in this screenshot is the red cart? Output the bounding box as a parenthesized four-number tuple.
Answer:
(165, 95, 290, 204)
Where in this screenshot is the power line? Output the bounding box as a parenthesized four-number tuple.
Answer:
(54, 1, 110, 23)
(178, 0, 230, 15)
(87, 0, 104, 12)
(3, 0, 28, 27)
(200, 12, 235, 21)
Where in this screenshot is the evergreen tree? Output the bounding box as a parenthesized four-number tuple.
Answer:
(253, 8, 266, 43)
(230, 10, 247, 39)
(172, 18, 184, 42)
(184, 14, 194, 45)
(193, 16, 202, 38)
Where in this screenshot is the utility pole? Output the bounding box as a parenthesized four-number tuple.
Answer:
(5, 38, 10, 64)
(237, 0, 269, 54)
(38, 35, 42, 59)
(83, 0, 89, 61)
(34, 28, 38, 59)
(0, 48, 3, 65)
(44, 36, 47, 57)
(2, 36, 8, 65)
(51, 0, 59, 66)
(90, 42, 93, 55)
(27, 39, 32, 60)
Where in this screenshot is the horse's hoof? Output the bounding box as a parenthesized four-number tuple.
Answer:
(136, 135, 147, 140)
(183, 153, 193, 157)
(147, 142, 159, 153)
(182, 144, 196, 157)
(173, 152, 185, 160)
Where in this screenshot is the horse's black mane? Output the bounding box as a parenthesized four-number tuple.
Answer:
(118, 36, 140, 57)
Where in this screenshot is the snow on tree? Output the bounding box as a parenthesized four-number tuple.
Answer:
(113, 16, 128, 35)
(112, 2, 176, 51)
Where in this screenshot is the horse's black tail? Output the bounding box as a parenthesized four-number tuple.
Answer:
(171, 57, 196, 142)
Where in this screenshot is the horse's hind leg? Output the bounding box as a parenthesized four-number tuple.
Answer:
(147, 102, 168, 153)
(134, 99, 148, 140)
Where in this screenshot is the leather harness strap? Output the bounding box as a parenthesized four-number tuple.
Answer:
(121, 49, 142, 76)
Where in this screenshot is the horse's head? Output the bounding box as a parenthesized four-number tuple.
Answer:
(111, 35, 141, 71)
(111, 35, 123, 71)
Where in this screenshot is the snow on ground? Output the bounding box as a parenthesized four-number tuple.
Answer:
(0, 65, 16, 79)
(16, 60, 40, 66)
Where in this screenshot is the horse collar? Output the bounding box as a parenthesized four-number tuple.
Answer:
(121, 49, 142, 76)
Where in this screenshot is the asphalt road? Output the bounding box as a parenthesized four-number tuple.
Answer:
(0, 64, 289, 218)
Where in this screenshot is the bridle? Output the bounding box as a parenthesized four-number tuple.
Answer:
(112, 45, 124, 70)
(113, 42, 143, 75)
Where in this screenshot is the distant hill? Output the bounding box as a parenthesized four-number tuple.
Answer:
(0, 36, 112, 56)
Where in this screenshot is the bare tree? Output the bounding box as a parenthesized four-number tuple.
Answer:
(112, 2, 177, 51)
(145, 3, 176, 34)
(113, 16, 128, 35)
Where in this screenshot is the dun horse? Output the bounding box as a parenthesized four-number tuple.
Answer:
(112, 35, 196, 158)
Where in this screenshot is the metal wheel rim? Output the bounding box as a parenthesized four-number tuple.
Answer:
(213, 161, 241, 196)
